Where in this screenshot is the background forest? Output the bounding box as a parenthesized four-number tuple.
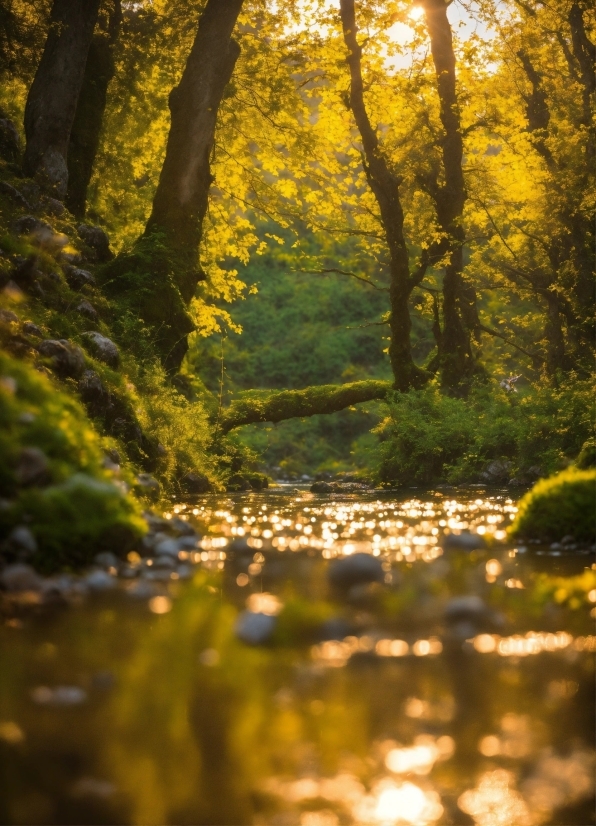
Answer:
(0, 0, 594, 566)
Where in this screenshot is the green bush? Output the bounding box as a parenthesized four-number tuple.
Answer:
(509, 468, 596, 543)
(375, 378, 594, 487)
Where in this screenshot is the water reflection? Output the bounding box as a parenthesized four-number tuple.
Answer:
(0, 489, 594, 824)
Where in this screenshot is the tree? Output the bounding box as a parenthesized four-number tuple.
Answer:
(66, 0, 122, 218)
(103, 0, 245, 372)
(467, 0, 595, 380)
(23, 0, 101, 197)
(420, 0, 480, 391)
(339, 0, 429, 392)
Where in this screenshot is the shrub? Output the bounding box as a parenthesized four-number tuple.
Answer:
(375, 378, 594, 487)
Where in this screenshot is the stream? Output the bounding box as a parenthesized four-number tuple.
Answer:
(1, 488, 594, 826)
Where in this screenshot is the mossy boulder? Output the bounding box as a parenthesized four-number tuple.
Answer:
(0, 350, 145, 572)
(11, 474, 145, 573)
(509, 468, 596, 544)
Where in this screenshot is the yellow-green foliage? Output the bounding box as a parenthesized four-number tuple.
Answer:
(510, 468, 596, 544)
(0, 351, 145, 571)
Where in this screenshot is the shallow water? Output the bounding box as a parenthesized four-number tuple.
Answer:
(1, 488, 595, 826)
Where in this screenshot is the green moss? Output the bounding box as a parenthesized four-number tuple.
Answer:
(221, 380, 391, 432)
(509, 468, 596, 544)
(12, 474, 146, 572)
(0, 351, 146, 571)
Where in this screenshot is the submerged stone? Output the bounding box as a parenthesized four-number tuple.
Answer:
(328, 552, 384, 590)
(235, 610, 277, 645)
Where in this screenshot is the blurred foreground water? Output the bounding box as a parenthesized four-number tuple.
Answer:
(1, 488, 594, 825)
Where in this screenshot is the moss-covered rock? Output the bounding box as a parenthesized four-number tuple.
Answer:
(0, 350, 145, 572)
(509, 468, 596, 544)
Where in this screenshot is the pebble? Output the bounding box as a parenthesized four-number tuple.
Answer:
(6, 526, 38, 556)
(1, 563, 42, 592)
(94, 552, 120, 570)
(442, 531, 486, 550)
(82, 332, 120, 368)
(30, 685, 87, 707)
(153, 555, 176, 569)
(153, 538, 181, 558)
(328, 553, 384, 590)
(235, 610, 277, 645)
(85, 569, 116, 592)
(38, 339, 86, 378)
(15, 447, 50, 486)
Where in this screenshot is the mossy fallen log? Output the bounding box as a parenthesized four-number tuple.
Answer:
(219, 380, 391, 432)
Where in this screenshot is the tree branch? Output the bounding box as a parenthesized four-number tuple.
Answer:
(220, 380, 391, 432)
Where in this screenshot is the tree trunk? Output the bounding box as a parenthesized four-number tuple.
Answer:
(422, 0, 478, 392)
(339, 0, 428, 392)
(66, 0, 122, 219)
(104, 0, 244, 374)
(220, 380, 391, 432)
(145, 0, 243, 303)
(23, 0, 101, 198)
(544, 291, 568, 380)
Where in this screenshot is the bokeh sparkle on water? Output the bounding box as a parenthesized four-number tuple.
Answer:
(1, 489, 594, 825)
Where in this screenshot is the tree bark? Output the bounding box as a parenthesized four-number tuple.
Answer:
(220, 380, 391, 432)
(422, 0, 478, 392)
(23, 0, 101, 198)
(104, 0, 244, 374)
(339, 0, 428, 392)
(66, 0, 122, 219)
(144, 0, 243, 303)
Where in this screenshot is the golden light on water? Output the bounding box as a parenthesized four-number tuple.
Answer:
(458, 770, 533, 826)
(148, 595, 172, 614)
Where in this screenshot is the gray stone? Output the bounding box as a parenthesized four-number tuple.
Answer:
(82, 332, 120, 368)
(0, 181, 29, 207)
(136, 474, 160, 501)
(153, 555, 176, 569)
(15, 447, 50, 486)
(328, 553, 384, 590)
(77, 224, 112, 262)
(178, 535, 200, 550)
(169, 516, 196, 537)
(442, 531, 486, 550)
(23, 321, 43, 338)
(17, 412, 36, 425)
(6, 526, 38, 556)
(311, 481, 334, 493)
(235, 611, 277, 645)
(44, 197, 65, 217)
(1, 563, 42, 592)
(85, 569, 116, 592)
(0, 309, 19, 324)
(181, 472, 211, 494)
(78, 369, 109, 410)
(154, 538, 181, 558)
(38, 339, 86, 378)
(480, 459, 513, 484)
(176, 564, 193, 580)
(94, 552, 119, 570)
(30, 685, 87, 707)
(125, 579, 156, 599)
(65, 266, 96, 290)
(77, 299, 98, 321)
(445, 595, 487, 623)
